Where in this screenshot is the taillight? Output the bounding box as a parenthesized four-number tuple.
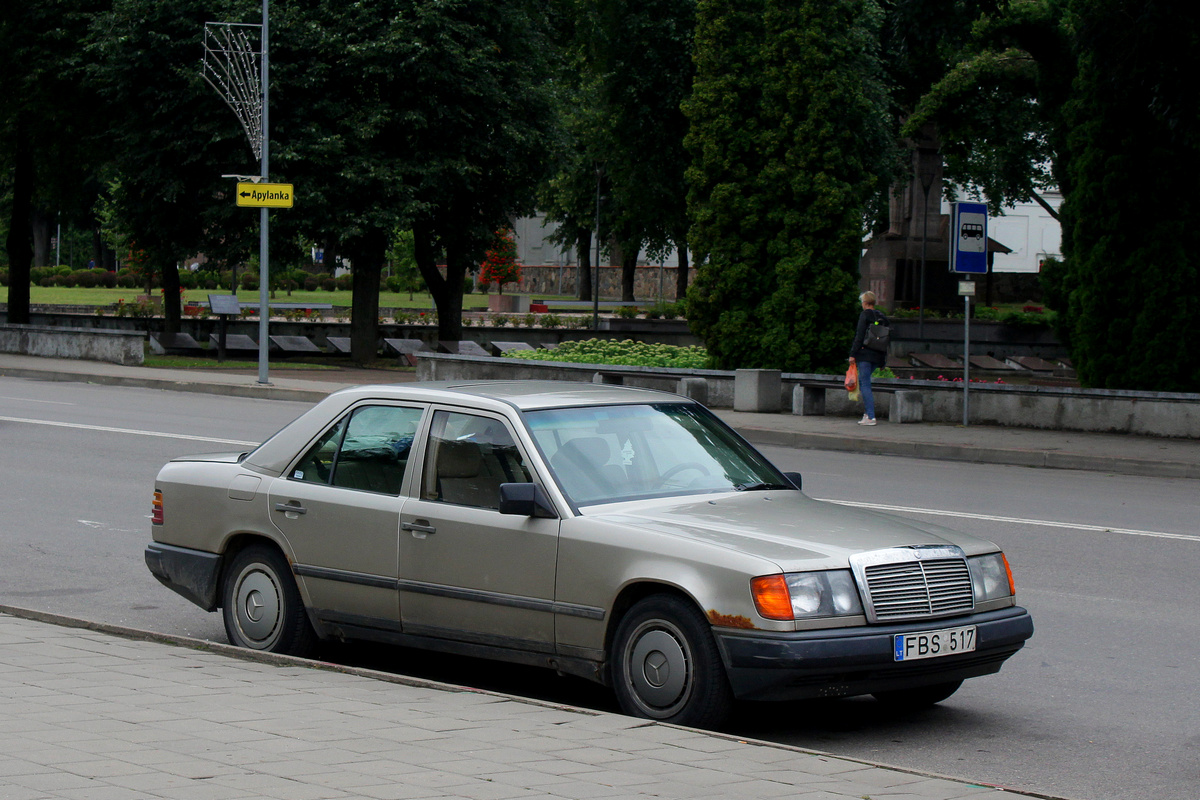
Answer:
(151, 490, 164, 525)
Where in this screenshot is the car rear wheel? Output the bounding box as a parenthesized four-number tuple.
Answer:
(611, 595, 733, 729)
(872, 680, 963, 710)
(221, 544, 317, 657)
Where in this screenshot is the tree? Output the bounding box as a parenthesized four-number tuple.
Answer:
(1055, 0, 1200, 390)
(90, 0, 259, 334)
(595, 0, 697, 302)
(906, 0, 1200, 390)
(898, 0, 1073, 217)
(684, 0, 891, 371)
(399, 0, 557, 342)
(273, 0, 556, 353)
(1, 0, 109, 324)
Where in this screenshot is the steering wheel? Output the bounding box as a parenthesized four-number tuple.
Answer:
(655, 461, 711, 489)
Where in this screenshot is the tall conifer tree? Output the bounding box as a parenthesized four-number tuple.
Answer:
(684, 0, 890, 371)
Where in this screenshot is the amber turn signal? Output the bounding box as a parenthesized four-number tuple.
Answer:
(750, 574, 794, 621)
(151, 490, 164, 525)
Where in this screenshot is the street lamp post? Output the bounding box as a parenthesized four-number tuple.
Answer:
(203, 4, 272, 384)
(256, 0, 270, 385)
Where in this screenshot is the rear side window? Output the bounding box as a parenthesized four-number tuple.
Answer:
(291, 405, 423, 495)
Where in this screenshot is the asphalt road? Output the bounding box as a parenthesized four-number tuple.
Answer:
(2, 375, 1197, 800)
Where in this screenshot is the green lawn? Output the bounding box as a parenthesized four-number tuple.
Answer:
(0, 285, 620, 311)
(0, 285, 520, 309)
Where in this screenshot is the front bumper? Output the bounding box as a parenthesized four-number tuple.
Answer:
(145, 542, 223, 612)
(716, 606, 1033, 702)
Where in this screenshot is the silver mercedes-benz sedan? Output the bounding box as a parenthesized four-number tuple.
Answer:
(146, 380, 1033, 728)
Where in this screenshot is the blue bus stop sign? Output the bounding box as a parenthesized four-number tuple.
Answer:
(951, 201, 988, 274)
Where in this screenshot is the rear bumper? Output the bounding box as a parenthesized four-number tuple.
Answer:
(145, 542, 223, 612)
(716, 606, 1033, 702)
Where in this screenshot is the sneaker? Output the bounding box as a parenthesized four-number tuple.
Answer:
(858, 415, 876, 426)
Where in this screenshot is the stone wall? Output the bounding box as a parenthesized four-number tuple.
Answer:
(0, 324, 144, 366)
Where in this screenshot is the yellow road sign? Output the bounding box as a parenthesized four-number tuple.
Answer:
(236, 182, 294, 208)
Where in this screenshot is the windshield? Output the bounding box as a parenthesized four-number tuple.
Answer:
(524, 403, 793, 507)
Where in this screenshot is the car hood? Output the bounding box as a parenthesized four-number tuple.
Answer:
(589, 490, 997, 570)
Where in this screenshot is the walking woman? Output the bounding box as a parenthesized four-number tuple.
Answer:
(849, 291, 887, 425)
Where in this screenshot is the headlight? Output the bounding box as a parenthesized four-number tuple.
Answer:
(969, 552, 1014, 603)
(751, 570, 864, 621)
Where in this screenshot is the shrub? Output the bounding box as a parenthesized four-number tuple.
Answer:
(240, 273, 259, 291)
(0, 269, 8, 286)
(99, 270, 117, 288)
(304, 275, 320, 291)
(504, 338, 708, 369)
(478, 228, 521, 294)
(73, 271, 98, 288)
(615, 305, 640, 319)
(116, 273, 137, 288)
(335, 273, 353, 291)
(321, 276, 337, 291)
(540, 313, 563, 329)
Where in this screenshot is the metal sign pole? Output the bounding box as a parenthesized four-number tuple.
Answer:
(963, 293, 970, 426)
(959, 280, 974, 427)
(256, 0, 270, 385)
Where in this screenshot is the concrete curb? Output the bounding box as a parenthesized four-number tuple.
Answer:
(0, 365, 331, 403)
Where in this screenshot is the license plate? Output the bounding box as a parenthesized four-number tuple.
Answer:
(894, 625, 976, 661)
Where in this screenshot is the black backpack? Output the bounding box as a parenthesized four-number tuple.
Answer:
(863, 311, 890, 352)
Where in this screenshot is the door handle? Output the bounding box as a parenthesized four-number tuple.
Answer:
(401, 521, 436, 535)
(274, 502, 307, 515)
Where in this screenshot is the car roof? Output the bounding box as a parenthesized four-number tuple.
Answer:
(242, 380, 693, 475)
(328, 380, 689, 411)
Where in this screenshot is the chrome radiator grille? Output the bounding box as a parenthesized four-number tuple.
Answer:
(851, 547, 974, 623)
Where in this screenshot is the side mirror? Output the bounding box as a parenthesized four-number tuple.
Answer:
(499, 483, 558, 518)
(782, 471, 803, 491)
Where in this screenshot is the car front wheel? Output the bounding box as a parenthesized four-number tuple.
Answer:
(221, 544, 317, 657)
(611, 595, 733, 729)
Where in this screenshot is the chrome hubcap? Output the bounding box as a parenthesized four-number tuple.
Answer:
(628, 625, 690, 714)
(234, 567, 281, 647)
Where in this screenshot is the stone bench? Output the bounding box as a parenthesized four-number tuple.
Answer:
(384, 338, 430, 366)
(791, 381, 924, 423)
(269, 335, 322, 355)
(207, 333, 258, 353)
(149, 332, 204, 356)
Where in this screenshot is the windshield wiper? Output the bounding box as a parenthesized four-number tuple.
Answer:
(734, 482, 793, 492)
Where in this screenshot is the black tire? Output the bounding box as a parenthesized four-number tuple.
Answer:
(221, 544, 317, 657)
(611, 595, 733, 729)
(872, 680, 963, 710)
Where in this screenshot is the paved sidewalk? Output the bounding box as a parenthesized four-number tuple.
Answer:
(2, 352, 1198, 478)
(0, 608, 1056, 800)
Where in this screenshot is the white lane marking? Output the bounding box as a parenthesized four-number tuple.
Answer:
(818, 498, 1200, 543)
(0, 395, 75, 405)
(0, 415, 257, 447)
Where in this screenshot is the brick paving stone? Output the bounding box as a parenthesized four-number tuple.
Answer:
(0, 613, 1057, 800)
